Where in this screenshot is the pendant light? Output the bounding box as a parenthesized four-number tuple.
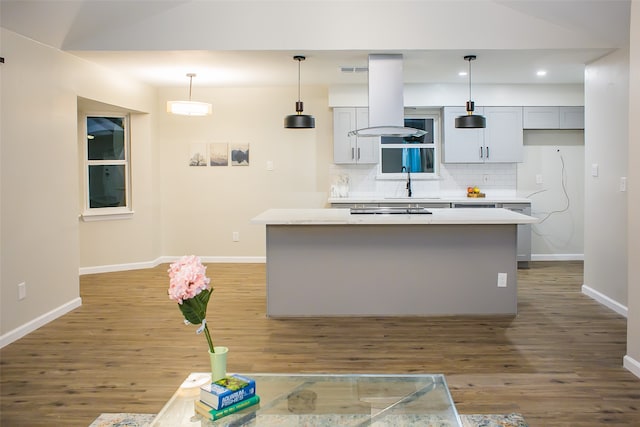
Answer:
(167, 73, 212, 116)
(284, 56, 315, 129)
(455, 55, 486, 129)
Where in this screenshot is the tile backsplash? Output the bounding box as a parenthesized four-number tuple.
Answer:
(329, 162, 517, 198)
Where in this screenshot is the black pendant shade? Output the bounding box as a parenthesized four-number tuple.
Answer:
(284, 112, 315, 128)
(284, 56, 315, 129)
(455, 55, 486, 129)
(455, 102, 487, 128)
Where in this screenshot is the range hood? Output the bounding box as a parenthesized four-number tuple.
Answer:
(348, 54, 426, 138)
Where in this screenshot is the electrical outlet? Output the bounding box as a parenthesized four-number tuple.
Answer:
(483, 174, 490, 184)
(18, 282, 26, 300)
(591, 163, 599, 177)
(266, 160, 274, 171)
(535, 174, 543, 184)
(497, 273, 507, 288)
(232, 231, 240, 242)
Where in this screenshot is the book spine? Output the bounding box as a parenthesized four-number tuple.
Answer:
(195, 395, 260, 421)
(219, 386, 255, 409)
(201, 376, 257, 409)
(201, 387, 256, 409)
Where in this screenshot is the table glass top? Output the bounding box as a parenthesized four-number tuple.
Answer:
(151, 373, 462, 426)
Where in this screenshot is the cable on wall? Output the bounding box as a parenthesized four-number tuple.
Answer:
(536, 153, 570, 224)
(526, 150, 572, 243)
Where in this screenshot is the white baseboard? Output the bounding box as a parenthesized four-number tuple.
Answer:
(79, 256, 266, 275)
(624, 355, 640, 379)
(531, 254, 584, 261)
(199, 256, 266, 264)
(581, 284, 628, 317)
(79, 258, 164, 275)
(0, 297, 82, 349)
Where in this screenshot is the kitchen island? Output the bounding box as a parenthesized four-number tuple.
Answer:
(251, 208, 537, 317)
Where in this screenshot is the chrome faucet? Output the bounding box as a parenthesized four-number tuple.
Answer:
(401, 166, 412, 197)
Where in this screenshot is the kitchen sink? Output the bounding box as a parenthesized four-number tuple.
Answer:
(350, 207, 432, 215)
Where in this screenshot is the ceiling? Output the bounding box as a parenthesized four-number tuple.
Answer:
(67, 49, 616, 87)
(0, 0, 632, 88)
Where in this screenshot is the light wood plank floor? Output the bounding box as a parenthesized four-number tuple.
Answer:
(1, 261, 639, 426)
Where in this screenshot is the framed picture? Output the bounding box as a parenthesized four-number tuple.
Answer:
(209, 143, 229, 166)
(231, 143, 250, 166)
(188, 143, 208, 166)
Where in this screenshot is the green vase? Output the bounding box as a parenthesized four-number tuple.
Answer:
(208, 346, 228, 382)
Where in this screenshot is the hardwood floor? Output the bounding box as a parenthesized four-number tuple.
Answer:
(1, 261, 638, 426)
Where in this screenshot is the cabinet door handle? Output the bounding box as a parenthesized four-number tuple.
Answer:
(351, 147, 355, 160)
(357, 147, 361, 160)
(486, 146, 489, 159)
(480, 147, 483, 158)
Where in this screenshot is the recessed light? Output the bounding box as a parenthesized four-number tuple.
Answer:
(458, 71, 468, 77)
(536, 70, 547, 77)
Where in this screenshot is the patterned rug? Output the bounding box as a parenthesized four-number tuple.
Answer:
(89, 412, 527, 426)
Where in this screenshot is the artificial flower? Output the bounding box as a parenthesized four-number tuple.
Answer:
(168, 255, 215, 352)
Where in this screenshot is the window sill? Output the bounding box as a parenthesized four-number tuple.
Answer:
(80, 210, 134, 222)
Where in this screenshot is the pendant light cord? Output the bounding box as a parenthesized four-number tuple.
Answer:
(468, 58, 472, 101)
(297, 57, 302, 102)
(187, 73, 196, 102)
(293, 56, 306, 113)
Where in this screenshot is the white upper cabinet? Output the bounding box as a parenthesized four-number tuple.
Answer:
(523, 106, 584, 129)
(483, 107, 524, 163)
(522, 106, 560, 128)
(442, 106, 523, 163)
(442, 106, 485, 163)
(333, 107, 379, 164)
(558, 107, 585, 129)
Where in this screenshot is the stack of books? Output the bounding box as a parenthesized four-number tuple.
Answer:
(195, 374, 260, 421)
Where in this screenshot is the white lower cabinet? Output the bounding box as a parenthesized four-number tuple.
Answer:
(442, 106, 523, 163)
(333, 107, 379, 164)
(501, 203, 532, 267)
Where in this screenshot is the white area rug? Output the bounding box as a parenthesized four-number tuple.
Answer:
(89, 412, 527, 426)
(89, 413, 156, 427)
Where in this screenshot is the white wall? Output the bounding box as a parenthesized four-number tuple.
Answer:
(330, 83, 585, 108)
(77, 100, 161, 270)
(0, 29, 157, 344)
(156, 85, 332, 259)
(583, 48, 630, 310)
(0, 30, 80, 339)
(625, 0, 640, 377)
(518, 130, 585, 259)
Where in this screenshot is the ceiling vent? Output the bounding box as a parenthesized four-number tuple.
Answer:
(340, 66, 368, 73)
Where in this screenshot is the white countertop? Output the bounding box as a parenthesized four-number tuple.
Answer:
(328, 196, 531, 204)
(251, 208, 538, 225)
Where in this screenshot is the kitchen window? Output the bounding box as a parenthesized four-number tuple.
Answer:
(378, 112, 439, 179)
(81, 113, 133, 220)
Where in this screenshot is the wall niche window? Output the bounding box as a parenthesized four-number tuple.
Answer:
(378, 112, 440, 179)
(82, 114, 132, 220)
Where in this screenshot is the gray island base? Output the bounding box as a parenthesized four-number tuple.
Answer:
(252, 208, 538, 317)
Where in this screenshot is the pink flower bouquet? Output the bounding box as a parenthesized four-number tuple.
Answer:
(168, 255, 215, 352)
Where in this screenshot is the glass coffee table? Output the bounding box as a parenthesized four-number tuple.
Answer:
(150, 373, 462, 426)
